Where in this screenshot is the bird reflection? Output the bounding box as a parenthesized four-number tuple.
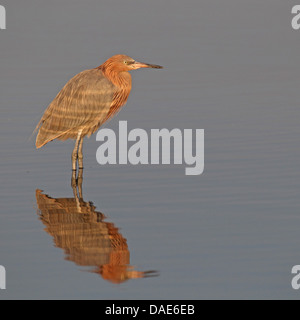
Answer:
(36, 169, 158, 283)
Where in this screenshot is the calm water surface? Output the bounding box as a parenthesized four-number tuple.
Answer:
(0, 0, 300, 299)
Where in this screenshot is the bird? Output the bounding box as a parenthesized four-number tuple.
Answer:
(35, 54, 163, 170)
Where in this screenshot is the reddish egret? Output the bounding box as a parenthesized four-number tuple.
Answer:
(35, 54, 163, 170)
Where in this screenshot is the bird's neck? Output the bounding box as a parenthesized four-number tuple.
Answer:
(98, 65, 132, 122)
(99, 65, 132, 91)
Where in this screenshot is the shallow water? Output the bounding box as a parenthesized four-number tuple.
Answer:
(1, 0, 300, 299)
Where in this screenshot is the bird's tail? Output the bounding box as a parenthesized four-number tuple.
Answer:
(35, 119, 73, 149)
(35, 120, 56, 149)
(35, 125, 48, 149)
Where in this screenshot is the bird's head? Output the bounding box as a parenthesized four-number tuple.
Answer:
(101, 54, 163, 73)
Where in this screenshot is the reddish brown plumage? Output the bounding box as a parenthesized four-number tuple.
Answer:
(34, 54, 163, 168)
(98, 56, 132, 125)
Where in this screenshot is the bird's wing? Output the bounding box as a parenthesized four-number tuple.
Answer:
(35, 69, 116, 148)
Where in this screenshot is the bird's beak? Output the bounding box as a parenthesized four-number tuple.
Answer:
(132, 61, 163, 69)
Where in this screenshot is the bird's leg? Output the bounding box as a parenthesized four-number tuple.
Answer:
(72, 130, 83, 171)
(71, 140, 80, 171)
(78, 138, 84, 169)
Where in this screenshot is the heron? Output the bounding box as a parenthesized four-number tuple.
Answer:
(35, 54, 163, 171)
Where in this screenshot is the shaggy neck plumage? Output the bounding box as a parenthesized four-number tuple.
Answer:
(98, 60, 132, 122)
(98, 61, 132, 90)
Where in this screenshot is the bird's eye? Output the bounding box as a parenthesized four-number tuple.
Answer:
(124, 60, 128, 64)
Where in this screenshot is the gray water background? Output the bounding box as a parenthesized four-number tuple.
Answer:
(0, 0, 300, 299)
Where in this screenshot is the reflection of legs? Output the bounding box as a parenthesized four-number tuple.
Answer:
(72, 130, 83, 171)
(71, 169, 78, 200)
(77, 168, 83, 199)
(78, 138, 84, 169)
